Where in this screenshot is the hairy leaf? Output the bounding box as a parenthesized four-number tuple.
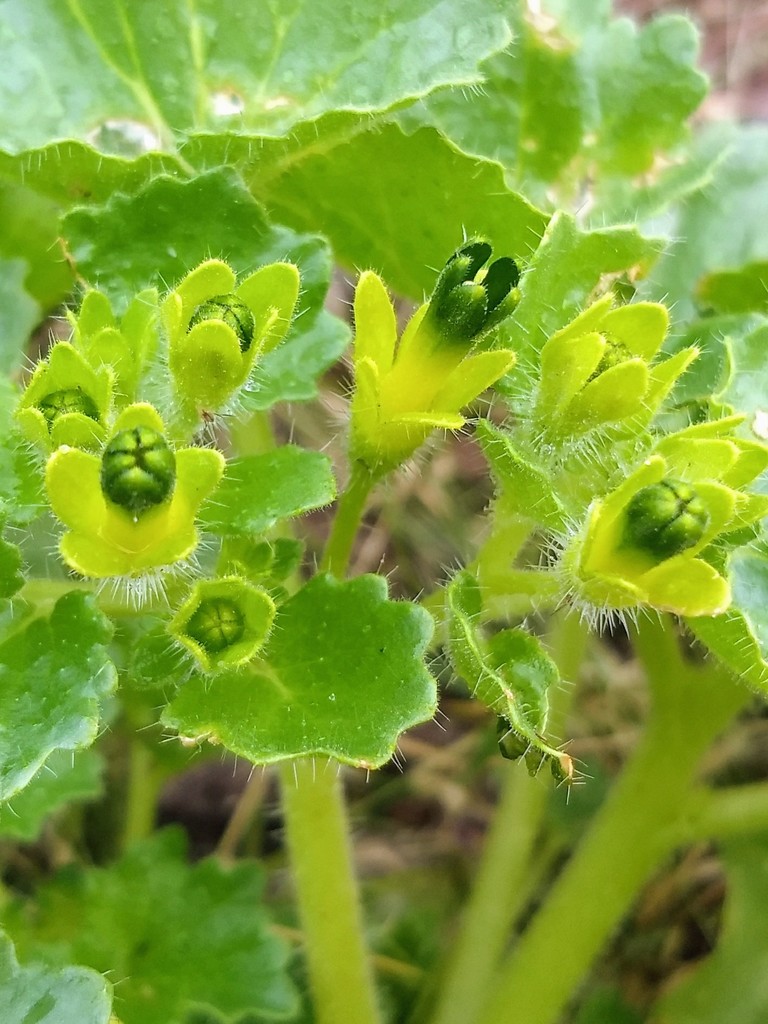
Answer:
(404, 5, 706, 185)
(259, 124, 548, 299)
(0, 0, 511, 153)
(163, 574, 437, 769)
(717, 321, 768, 435)
(642, 125, 768, 327)
(6, 829, 297, 1024)
(198, 447, 336, 536)
(0, 932, 111, 1024)
(62, 168, 328, 315)
(446, 571, 572, 782)
(0, 259, 40, 375)
(0, 592, 116, 801)
(0, 749, 103, 841)
(688, 546, 768, 695)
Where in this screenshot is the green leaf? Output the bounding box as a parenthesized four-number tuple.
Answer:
(651, 839, 768, 1024)
(399, 5, 582, 183)
(641, 124, 768, 327)
(127, 621, 188, 692)
(698, 261, 768, 316)
(0, 144, 185, 206)
(663, 313, 756, 407)
(402, 7, 705, 184)
(0, 182, 74, 308)
(258, 124, 548, 300)
(688, 545, 768, 695)
(717, 322, 768, 434)
(163, 574, 437, 768)
(245, 309, 350, 409)
(475, 420, 565, 529)
(0, 592, 116, 801)
(0, 378, 48, 524)
(0, 931, 111, 1024)
(0, 529, 23, 599)
(589, 143, 726, 227)
(199, 446, 336, 536)
(62, 168, 329, 316)
(446, 571, 572, 782)
(0, 259, 39, 376)
(0, 0, 511, 154)
(586, 14, 706, 175)
(6, 829, 297, 1024)
(0, 749, 103, 841)
(503, 211, 664, 367)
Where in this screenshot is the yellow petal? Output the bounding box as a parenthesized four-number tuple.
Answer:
(353, 271, 397, 373)
(641, 557, 731, 616)
(433, 350, 516, 412)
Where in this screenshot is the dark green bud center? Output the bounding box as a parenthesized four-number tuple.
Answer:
(38, 387, 100, 426)
(586, 337, 631, 383)
(100, 426, 176, 516)
(429, 240, 520, 344)
(623, 478, 709, 560)
(185, 598, 245, 654)
(188, 293, 255, 353)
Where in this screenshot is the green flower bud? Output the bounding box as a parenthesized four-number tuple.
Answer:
(428, 240, 519, 344)
(184, 598, 246, 654)
(188, 293, 256, 353)
(623, 478, 709, 560)
(37, 387, 101, 426)
(100, 426, 176, 516)
(170, 575, 276, 671)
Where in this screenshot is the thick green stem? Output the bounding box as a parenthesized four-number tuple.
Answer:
(475, 616, 747, 1024)
(429, 765, 547, 1024)
(321, 464, 377, 576)
(122, 738, 164, 852)
(279, 760, 382, 1024)
(672, 781, 768, 845)
(429, 613, 588, 1024)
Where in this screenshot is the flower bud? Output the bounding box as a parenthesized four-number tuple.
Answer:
(100, 426, 176, 516)
(188, 293, 256, 352)
(170, 576, 276, 672)
(184, 597, 246, 654)
(427, 240, 519, 344)
(623, 478, 709, 560)
(38, 387, 100, 426)
(15, 341, 111, 453)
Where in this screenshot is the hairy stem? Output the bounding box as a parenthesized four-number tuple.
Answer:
(429, 613, 588, 1024)
(475, 616, 747, 1024)
(122, 738, 164, 852)
(321, 463, 377, 577)
(279, 760, 383, 1024)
